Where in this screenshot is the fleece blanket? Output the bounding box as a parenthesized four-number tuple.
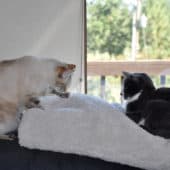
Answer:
(18, 93, 170, 170)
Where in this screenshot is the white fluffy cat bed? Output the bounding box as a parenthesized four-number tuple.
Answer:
(18, 93, 170, 170)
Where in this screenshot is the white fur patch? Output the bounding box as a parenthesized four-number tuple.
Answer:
(126, 91, 142, 103)
(138, 118, 145, 126)
(122, 91, 142, 110)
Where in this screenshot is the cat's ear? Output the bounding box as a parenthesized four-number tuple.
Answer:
(122, 71, 132, 78)
(55, 64, 76, 78)
(67, 64, 76, 70)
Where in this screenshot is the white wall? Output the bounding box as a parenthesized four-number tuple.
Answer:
(0, 0, 84, 91)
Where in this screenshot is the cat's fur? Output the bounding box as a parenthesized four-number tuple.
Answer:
(121, 71, 170, 138)
(0, 56, 76, 136)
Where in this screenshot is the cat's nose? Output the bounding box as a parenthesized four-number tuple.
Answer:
(68, 64, 76, 70)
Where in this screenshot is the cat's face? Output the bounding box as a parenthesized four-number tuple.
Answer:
(55, 64, 76, 92)
(121, 72, 142, 100)
(121, 71, 155, 100)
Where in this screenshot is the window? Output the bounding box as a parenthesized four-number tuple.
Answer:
(86, 0, 170, 103)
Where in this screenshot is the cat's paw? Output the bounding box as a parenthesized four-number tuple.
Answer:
(50, 88, 70, 98)
(57, 92, 70, 98)
(0, 134, 15, 141)
(25, 97, 44, 109)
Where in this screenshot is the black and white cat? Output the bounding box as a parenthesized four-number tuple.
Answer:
(121, 71, 170, 138)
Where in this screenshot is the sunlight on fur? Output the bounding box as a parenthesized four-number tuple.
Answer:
(0, 56, 76, 137)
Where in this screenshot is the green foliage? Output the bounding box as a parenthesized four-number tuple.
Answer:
(87, 0, 131, 57)
(87, 0, 170, 59)
(141, 0, 170, 59)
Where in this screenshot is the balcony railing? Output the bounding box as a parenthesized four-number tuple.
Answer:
(87, 60, 170, 99)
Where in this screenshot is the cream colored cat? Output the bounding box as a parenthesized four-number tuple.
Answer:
(0, 56, 76, 137)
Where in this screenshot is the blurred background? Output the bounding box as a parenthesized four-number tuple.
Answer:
(86, 0, 170, 103)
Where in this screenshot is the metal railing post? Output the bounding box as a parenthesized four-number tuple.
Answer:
(100, 76, 106, 99)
